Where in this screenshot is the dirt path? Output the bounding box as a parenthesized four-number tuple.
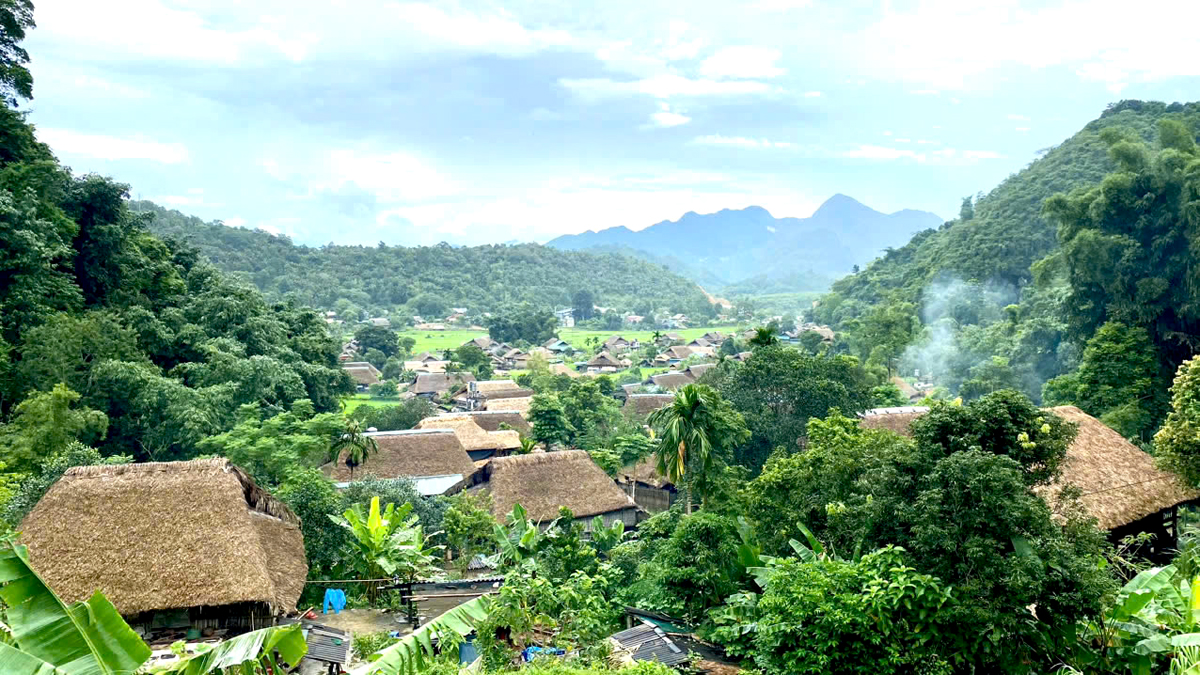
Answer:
(314, 608, 405, 636)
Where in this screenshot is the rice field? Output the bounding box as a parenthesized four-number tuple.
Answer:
(393, 324, 746, 355)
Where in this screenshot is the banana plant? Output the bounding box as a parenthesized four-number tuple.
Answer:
(0, 540, 307, 674)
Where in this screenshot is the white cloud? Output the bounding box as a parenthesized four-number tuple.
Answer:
(910, 89, 940, 95)
(560, 73, 774, 100)
(649, 111, 691, 128)
(1007, 113, 1030, 121)
(38, 128, 189, 163)
(753, 0, 813, 10)
(224, 217, 247, 228)
(803, 90, 822, 98)
(1015, 126, 1030, 132)
(842, 144, 1003, 163)
(153, 195, 203, 206)
(894, 138, 911, 143)
(391, 3, 572, 55)
(856, 0, 1200, 91)
(700, 46, 785, 79)
(692, 134, 793, 149)
(317, 150, 458, 201)
(882, 130, 893, 136)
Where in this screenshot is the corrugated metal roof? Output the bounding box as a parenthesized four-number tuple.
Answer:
(611, 620, 688, 667)
(279, 619, 351, 665)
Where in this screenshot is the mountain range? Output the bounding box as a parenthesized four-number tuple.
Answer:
(546, 195, 943, 291)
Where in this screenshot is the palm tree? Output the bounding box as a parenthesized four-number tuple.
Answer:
(652, 330, 664, 344)
(748, 325, 779, 348)
(330, 417, 379, 480)
(647, 384, 721, 514)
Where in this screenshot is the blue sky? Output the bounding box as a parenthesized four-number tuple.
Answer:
(22, 0, 1200, 246)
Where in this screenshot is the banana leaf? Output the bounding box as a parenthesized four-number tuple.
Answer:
(0, 541, 150, 675)
(0, 642, 70, 674)
(155, 624, 307, 674)
(353, 596, 490, 675)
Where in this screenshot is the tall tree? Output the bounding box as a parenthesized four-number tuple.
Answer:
(330, 417, 379, 480)
(0, 0, 34, 104)
(1046, 119, 1200, 391)
(647, 384, 748, 513)
(528, 393, 572, 447)
(572, 289, 595, 321)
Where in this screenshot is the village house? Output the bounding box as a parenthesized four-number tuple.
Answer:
(687, 337, 712, 349)
(585, 351, 624, 373)
(543, 337, 574, 354)
(617, 457, 677, 514)
(415, 415, 522, 461)
(441, 410, 532, 436)
(463, 336, 498, 352)
(342, 361, 381, 390)
(413, 322, 447, 331)
(20, 459, 306, 634)
(412, 351, 442, 363)
(413, 372, 476, 399)
(654, 345, 693, 366)
(625, 315, 644, 325)
(366, 317, 391, 328)
(656, 332, 684, 346)
(454, 451, 640, 532)
(485, 396, 534, 416)
(554, 307, 575, 328)
(549, 362, 582, 379)
(623, 394, 675, 420)
(650, 372, 693, 391)
(322, 428, 479, 496)
(859, 405, 1200, 559)
(405, 359, 449, 374)
(459, 379, 536, 411)
(603, 335, 637, 353)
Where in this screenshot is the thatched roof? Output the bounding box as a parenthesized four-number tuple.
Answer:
(19, 459, 306, 617)
(550, 363, 581, 378)
(343, 363, 381, 386)
(443, 410, 532, 436)
(413, 372, 475, 395)
(1041, 406, 1200, 529)
(684, 363, 715, 380)
(415, 416, 521, 451)
(858, 405, 1200, 530)
(651, 372, 692, 391)
(479, 387, 536, 401)
(587, 351, 623, 368)
(473, 379, 521, 394)
(858, 406, 929, 437)
(405, 359, 448, 373)
(625, 394, 675, 418)
(413, 351, 442, 363)
(618, 457, 673, 489)
(464, 336, 496, 350)
(321, 429, 476, 482)
(477, 450, 637, 521)
(484, 397, 533, 416)
(663, 346, 693, 360)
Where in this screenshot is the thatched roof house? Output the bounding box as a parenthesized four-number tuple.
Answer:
(651, 372, 692, 391)
(624, 394, 676, 418)
(617, 457, 677, 513)
(321, 429, 477, 495)
(890, 377, 922, 402)
(415, 416, 521, 460)
(464, 451, 639, 529)
(587, 351, 624, 369)
(20, 459, 306, 624)
(858, 405, 1200, 542)
(444, 410, 532, 436)
(413, 372, 476, 397)
(484, 396, 534, 416)
(343, 362, 381, 388)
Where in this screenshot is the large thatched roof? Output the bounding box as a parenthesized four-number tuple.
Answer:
(321, 429, 476, 482)
(473, 379, 521, 394)
(19, 459, 306, 617)
(443, 410, 532, 435)
(587, 351, 623, 368)
(343, 363, 381, 386)
(485, 397, 533, 415)
(651, 372, 692, 391)
(858, 405, 1200, 530)
(624, 394, 675, 418)
(477, 451, 637, 521)
(413, 372, 475, 395)
(1041, 406, 1200, 529)
(415, 416, 521, 451)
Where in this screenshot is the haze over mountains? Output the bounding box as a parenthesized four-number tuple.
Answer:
(547, 195, 943, 291)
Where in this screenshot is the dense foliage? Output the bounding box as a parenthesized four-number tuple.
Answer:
(133, 200, 716, 320)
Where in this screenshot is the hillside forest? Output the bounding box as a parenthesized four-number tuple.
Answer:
(8, 2, 1200, 674)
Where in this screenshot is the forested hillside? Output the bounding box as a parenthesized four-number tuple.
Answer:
(813, 100, 1200, 443)
(133, 201, 716, 321)
(0, 105, 353, 472)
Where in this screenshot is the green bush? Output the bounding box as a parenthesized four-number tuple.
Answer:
(351, 630, 398, 660)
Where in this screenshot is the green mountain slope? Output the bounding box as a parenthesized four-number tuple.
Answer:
(824, 100, 1200, 311)
(132, 201, 715, 319)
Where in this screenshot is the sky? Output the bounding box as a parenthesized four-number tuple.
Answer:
(22, 0, 1200, 247)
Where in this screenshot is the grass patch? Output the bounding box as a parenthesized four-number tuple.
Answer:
(342, 393, 401, 414)
(392, 324, 746, 356)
